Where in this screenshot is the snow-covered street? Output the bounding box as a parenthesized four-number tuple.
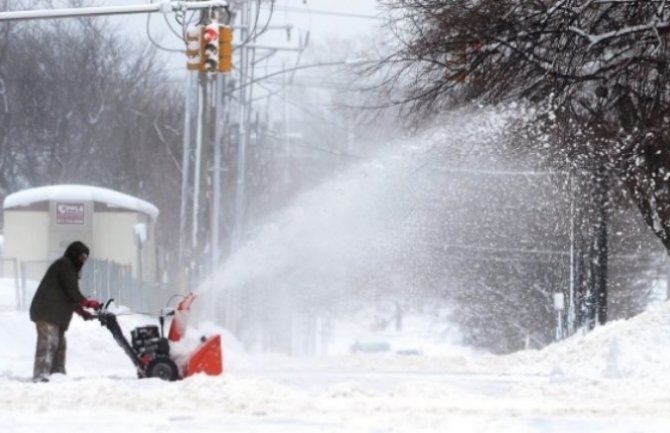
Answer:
(2, 300, 670, 433)
(4, 372, 669, 433)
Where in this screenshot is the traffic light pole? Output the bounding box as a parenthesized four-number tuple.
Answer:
(190, 5, 215, 269)
(191, 70, 207, 252)
(0, 1, 228, 21)
(178, 72, 194, 275)
(181, 6, 234, 284)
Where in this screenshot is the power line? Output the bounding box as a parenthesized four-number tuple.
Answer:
(267, 5, 384, 20)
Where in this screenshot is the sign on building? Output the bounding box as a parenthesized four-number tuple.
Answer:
(55, 202, 85, 225)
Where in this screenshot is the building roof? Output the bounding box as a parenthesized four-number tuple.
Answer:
(3, 184, 159, 220)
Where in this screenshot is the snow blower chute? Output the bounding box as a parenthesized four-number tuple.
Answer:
(95, 293, 223, 381)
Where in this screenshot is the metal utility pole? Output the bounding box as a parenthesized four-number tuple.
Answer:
(232, 1, 250, 249)
(282, 59, 291, 186)
(191, 69, 207, 251)
(190, 5, 216, 264)
(211, 72, 227, 270)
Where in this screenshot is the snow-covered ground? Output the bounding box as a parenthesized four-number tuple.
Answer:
(2, 293, 670, 433)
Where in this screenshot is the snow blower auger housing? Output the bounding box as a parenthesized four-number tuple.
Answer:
(95, 294, 223, 381)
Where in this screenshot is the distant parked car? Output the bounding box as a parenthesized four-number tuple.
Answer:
(349, 340, 391, 354)
(395, 349, 423, 356)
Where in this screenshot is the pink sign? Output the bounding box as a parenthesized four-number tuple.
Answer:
(56, 202, 85, 225)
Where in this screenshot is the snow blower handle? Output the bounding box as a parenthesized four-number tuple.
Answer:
(161, 308, 176, 317)
(102, 298, 114, 312)
(91, 299, 114, 318)
(92, 299, 116, 326)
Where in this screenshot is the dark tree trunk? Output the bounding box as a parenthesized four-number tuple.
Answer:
(594, 171, 609, 325)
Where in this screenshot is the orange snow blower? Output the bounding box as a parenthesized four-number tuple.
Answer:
(167, 293, 223, 377)
(95, 293, 223, 380)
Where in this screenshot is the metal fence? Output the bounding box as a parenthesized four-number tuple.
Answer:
(82, 259, 170, 314)
(0, 257, 21, 310)
(2, 257, 170, 313)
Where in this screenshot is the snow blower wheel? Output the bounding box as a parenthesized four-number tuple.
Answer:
(147, 357, 179, 381)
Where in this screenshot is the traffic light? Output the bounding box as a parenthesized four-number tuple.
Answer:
(186, 25, 204, 72)
(203, 23, 219, 72)
(219, 26, 233, 73)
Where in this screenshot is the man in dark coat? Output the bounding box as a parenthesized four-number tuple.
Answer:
(29, 241, 100, 383)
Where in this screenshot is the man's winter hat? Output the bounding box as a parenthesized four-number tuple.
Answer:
(64, 241, 90, 271)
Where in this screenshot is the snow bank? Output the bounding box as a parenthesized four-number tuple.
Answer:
(0, 278, 36, 311)
(500, 301, 670, 379)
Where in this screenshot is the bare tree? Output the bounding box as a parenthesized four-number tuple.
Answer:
(0, 4, 184, 268)
(380, 1, 670, 254)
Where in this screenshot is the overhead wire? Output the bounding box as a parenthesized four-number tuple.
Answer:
(234, 0, 263, 49)
(144, 0, 186, 53)
(250, 0, 275, 39)
(252, 78, 350, 132)
(144, 22, 181, 52)
(161, 6, 187, 40)
(265, 4, 383, 20)
(172, 0, 199, 41)
(262, 130, 361, 158)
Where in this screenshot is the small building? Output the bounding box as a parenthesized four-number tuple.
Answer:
(2, 184, 159, 284)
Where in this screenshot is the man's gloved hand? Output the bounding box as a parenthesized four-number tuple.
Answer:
(74, 306, 94, 321)
(80, 298, 101, 310)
